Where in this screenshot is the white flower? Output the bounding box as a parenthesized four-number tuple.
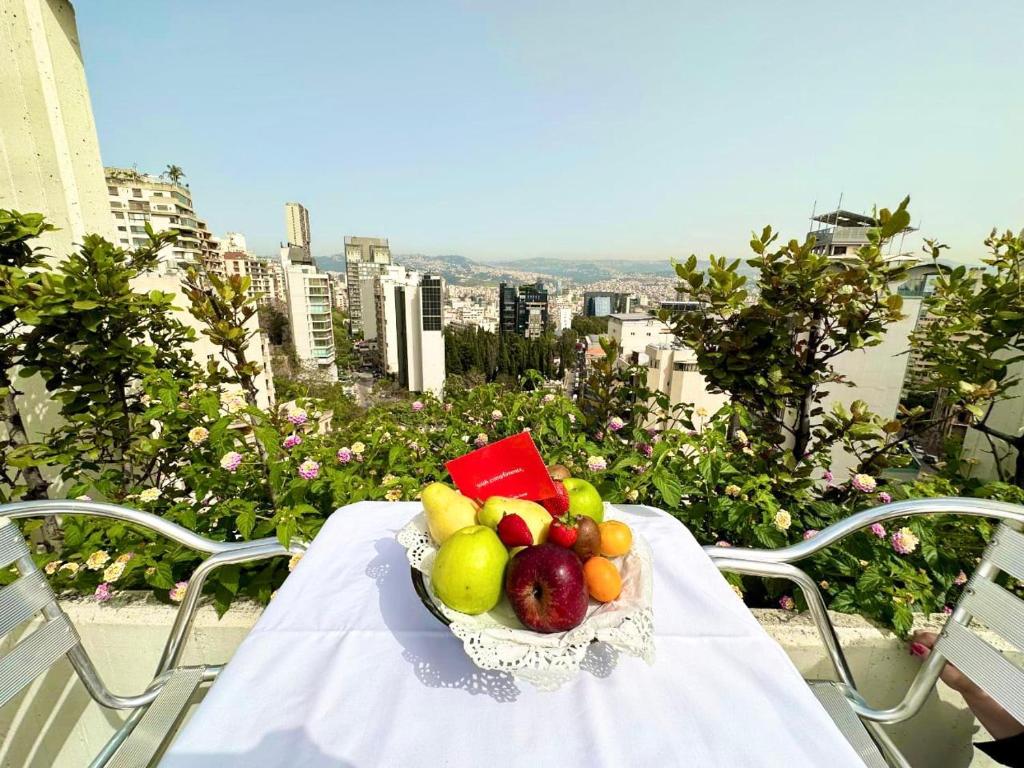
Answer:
(491, 409, 503, 421)
(138, 487, 161, 503)
(385, 488, 403, 501)
(59, 562, 81, 576)
(773, 509, 792, 531)
(169, 581, 189, 603)
(219, 391, 246, 414)
(44, 561, 61, 575)
(102, 562, 126, 583)
(586, 455, 607, 472)
(188, 426, 209, 445)
(85, 551, 111, 571)
(838, 284, 854, 295)
(351, 441, 366, 455)
(381, 474, 398, 486)
(116, 552, 135, 564)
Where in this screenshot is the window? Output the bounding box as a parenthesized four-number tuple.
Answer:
(131, 188, 142, 197)
(113, 211, 124, 219)
(107, 186, 118, 195)
(119, 238, 129, 244)
(130, 226, 146, 234)
(152, 191, 164, 197)
(673, 362, 699, 372)
(128, 213, 149, 221)
(110, 201, 123, 209)
(132, 238, 148, 246)
(117, 226, 126, 232)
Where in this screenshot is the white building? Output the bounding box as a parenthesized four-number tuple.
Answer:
(221, 249, 283, 305)
(607, 313, 672, 357)
(361, 267, 445, 395)
(555, 306, 573, 333)
(284, 202, 311, 255)
(104, 167, 219, 275)
(280, 245, 336, 381)
(639, 344, 728, 427)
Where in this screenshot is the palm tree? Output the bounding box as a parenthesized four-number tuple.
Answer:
(164, 164, 185, 185)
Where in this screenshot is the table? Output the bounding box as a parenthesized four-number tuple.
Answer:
(163, 503, 866, 767)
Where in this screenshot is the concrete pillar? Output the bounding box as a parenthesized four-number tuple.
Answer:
(0, 0, 113, 255)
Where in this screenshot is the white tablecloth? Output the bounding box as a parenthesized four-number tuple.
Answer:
(163, 502, 865, 767)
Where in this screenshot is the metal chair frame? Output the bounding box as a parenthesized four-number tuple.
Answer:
(705, 496, 1024, 767)
(0, 499, 306, 767)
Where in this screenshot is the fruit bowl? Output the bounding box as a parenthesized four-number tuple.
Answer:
(397, 503, 655, 690)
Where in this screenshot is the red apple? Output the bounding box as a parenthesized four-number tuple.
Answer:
(541, 481, 570, 517)
(505, 544, 588, 633)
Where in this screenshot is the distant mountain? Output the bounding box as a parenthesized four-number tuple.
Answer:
(483, 257, 677, 282)
(314, 251, 700, 285)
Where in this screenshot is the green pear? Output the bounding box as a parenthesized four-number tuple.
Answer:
(422, 482, 479, 544)
(432, 525, 509, 614)
(563, 478, 604, 523)
(478, 496, 552, 545)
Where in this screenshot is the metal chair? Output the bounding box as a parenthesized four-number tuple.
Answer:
(705, 496, 1024, 768)
(0, 499, 306, 768)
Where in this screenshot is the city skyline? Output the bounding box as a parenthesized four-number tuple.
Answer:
(77, 2, 1022, 263)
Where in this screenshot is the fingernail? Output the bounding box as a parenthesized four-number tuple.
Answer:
(910, 642, 927, 657)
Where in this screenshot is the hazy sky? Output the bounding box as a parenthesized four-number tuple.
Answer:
(78, 2, 1022, 262)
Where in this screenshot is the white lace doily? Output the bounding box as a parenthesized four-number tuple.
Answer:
(397, 503, 655, 690)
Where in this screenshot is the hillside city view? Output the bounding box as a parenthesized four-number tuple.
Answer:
(1, 2, 1023, 768)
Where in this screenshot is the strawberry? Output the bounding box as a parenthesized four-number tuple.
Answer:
(496, 513, 533, 548)
(541, 481, 570, 517)
(548, 518, 578, 548)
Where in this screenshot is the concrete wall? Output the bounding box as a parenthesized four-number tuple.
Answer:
(0, 599, 1013, 767)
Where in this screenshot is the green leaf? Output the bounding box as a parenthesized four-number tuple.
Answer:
(651, 468, 683, 507)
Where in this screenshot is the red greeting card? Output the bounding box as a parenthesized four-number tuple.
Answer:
(446, 432, 557, 502)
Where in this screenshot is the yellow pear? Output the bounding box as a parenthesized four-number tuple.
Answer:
(421, 482, 480, 544)
(478, 497, 552, 545)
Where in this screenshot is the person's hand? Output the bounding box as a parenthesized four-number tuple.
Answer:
(909, 631, 979, 696)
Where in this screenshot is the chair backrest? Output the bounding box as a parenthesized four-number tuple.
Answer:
(933, 521, 1024, 724)
(0, 515, 81, 709)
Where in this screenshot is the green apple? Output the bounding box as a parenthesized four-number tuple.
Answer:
(431, 525, 509, 614)
(478, 496, 552, 544)
(563, 478, 604, 523)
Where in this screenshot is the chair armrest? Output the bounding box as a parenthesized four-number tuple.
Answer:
(720, 496, 1024, 565)
(0, 500, 306, 706)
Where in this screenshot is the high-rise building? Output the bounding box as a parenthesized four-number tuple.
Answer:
(584, 291, 637, 317)
(498, 282, 549, 338)
(284, 202, 311, 255)
(280, 244, 336, 381)
(555, 306, 574, 333)
(344, 236, 392, 335)
(361, 267, 445, 395)
(104, 167, 219, 275)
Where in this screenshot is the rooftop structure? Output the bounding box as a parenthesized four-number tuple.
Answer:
(808, 207, 917, 263)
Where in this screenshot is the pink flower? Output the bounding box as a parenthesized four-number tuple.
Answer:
(878, 491, 892, 504)
(851, 473, 877, 493)
(637, 443, 653, 458)
(411, 401, 424, 412)
(943, 605, 953, 615)
(220, 451, 243, 472)
(286, 408, 308, 426)
(608, 417, 625, 432)
(336, 447, 352, 463)
(169, 581, 188, 602)
(715, 541, 732, 548)
(586, 455, 607, 472)
(491, 410, 503, 421)
(954, 570, 968, 586)
(870, 523, 886, 538)
(474, 433, 488, 448)
(823, 470, 834, 484)
(891, 527, 919, 555)
(94, 583, 111, 602)
(542, 393, 555, 404)
(298, 459, 320, 480)
(283, 434, 302, 449)
(779, 595, 795, 611)
(803, 529, 819, 540)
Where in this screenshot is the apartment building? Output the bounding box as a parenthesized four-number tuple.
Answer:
(284, 202, 311, 254)
(498, 282, 549, 338)
(281, 245, 336, 381)
(344, 236, 392, 335)
(220, 250, 284, 305)
(104, 167, 219, 275)
(361, 267, 445, 395)
(584, 291, 637, 317)
(607, 313, 672, 357)
(640, 344, 728, 427)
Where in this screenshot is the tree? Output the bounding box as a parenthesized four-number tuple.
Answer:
(0, 210, 56, 501)
(572, 315, 608, 336)
(666, 198, 920, 470)
(916, 230, 1024, 485)
(164, 164, 185, 185)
